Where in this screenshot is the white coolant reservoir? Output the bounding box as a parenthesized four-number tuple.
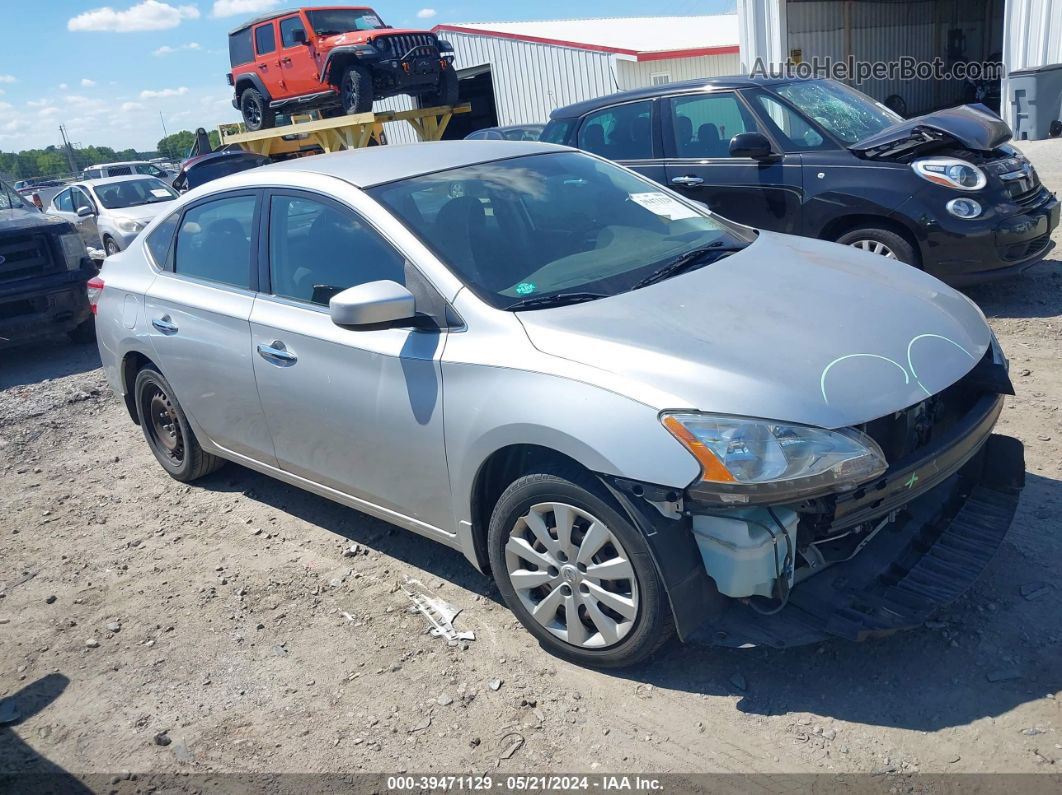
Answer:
(691, 507, 799, 599)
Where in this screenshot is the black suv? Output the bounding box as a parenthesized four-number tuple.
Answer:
(543, 76, 1059, 285)
(0, 180, 97, 346)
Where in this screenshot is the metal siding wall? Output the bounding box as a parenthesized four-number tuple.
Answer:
(786, 1, 992, 116)
(615, 53, 743, 89)
(445, 31, 619, 125)
(1004, 0, 1062, 69)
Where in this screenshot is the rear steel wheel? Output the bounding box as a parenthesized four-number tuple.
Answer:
(145, 385, 184, 466)
(504, 501, 639, 648)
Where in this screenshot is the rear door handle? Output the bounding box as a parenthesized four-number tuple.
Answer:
(257, 341, 297, 366)
(671, 176, 704, 187)
(280, 56, 292, 64)
(152, 316, 178, 334)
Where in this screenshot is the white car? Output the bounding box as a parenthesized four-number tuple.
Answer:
(48, 176, 179, 257)
(82, 161, 175, 180)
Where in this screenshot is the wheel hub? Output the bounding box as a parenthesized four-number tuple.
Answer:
(145, 387, 183, 462)
(504, 501, 639, 650)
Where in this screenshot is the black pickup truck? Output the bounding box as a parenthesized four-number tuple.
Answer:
(1, 179, 97, 347)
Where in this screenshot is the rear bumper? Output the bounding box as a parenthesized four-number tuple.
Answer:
(686, 433, 1024, 648)
(0, 270, 93, 346)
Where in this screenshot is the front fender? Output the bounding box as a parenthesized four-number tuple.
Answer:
(442, 362, 701, 538)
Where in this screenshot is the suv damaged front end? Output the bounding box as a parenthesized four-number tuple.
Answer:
(607, 340, 1023, 649)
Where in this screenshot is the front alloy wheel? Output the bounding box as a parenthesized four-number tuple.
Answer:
(487, 469, 674, 667)
(849, 238, 897, 259)
(505, 502, 638, 648)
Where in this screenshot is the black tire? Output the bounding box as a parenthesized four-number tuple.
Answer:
(836, 226, 919, 267)
(340, 64, 374, 115)
(487, 465, 674, 668)
(421, 67, 459, 108)
(320, 106, 346, 119)
(68, 317, 96, 344)
(104, 236, 120, 256)
(134, 366, 224, 482)
(240, 88, 275, 132)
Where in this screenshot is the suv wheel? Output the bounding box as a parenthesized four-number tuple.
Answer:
(836, 227, 918, 266)
(421, 68, 459, 108)
(134, 366, 225, 482)
(240, 88, 275, 132)
(487, 468, 674, 667)
(341, 64, 374, 115)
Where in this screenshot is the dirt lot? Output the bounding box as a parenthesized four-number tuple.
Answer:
(2, 142, 1061, 783)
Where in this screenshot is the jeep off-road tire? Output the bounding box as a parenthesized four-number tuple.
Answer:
(341, 64, 374, 115)
(487, 466, 674, 668)
(134, 366, 225, 483)
(421, 67, 459, 109)
(240, 88, 275, 132)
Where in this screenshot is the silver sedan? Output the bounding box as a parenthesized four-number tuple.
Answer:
(47, 175, 178, 257)
(91, 141, 1022, 666)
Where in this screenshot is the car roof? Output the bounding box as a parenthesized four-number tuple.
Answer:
(253, 140, 570, 187)
(77, 175, 168, 189)
(229, 6, 372, 35)
(549, 74, 811, 119)
(88, 161, 150, 169)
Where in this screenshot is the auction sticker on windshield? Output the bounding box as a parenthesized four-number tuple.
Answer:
(151, 189, 172, 198)
(629, 192, 699, 221)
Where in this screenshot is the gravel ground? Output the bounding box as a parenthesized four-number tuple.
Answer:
(1, 142, 1061, 781)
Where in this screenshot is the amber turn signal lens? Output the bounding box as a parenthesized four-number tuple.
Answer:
(662, 415, 736, 483)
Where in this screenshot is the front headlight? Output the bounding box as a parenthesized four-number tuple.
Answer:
(58, 232, 88, 271)
(912, 157, 987, 191)
(661, 413, 887, 504)
(116, 217, 146, 234)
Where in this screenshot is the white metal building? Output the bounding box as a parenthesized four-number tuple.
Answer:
(376, 15, 741, 143)
(738, 0, 1062, 134)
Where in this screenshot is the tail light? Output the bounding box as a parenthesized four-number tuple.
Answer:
(86, 276, 104, 314)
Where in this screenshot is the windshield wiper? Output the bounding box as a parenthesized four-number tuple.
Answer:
(504, 292, 609, 311)
(633, 241, 746, 290)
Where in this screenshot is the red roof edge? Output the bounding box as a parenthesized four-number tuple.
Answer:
(432, 24, 738, 61)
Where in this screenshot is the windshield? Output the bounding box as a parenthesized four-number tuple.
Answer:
(306, 8, 386, 35)
(94, 178, 177, 209)
(772, 80, 902, 144)
(368, 152, 752, 310)
(0, 179, 28, 210)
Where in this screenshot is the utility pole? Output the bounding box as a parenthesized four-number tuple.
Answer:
(58, 124, 79, 176)
(160, 111, 168, 138)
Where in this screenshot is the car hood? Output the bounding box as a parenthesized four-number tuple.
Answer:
(0, 207, 68, 232)
(322, 28, 433, 47)
(516, 232, 991, 430)
(107, 201, 176, 223)
(851, 103, 1011, 159)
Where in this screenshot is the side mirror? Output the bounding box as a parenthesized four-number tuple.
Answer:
(729, 132, 776, 160)
(76, 205, 95, 218)
(293, 28, 307, 44)
(330, 280, 416, 327)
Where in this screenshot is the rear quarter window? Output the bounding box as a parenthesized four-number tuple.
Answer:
(229, 28, 254, 66)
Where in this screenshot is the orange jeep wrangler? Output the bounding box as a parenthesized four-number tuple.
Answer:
(227, 5, 458, 131)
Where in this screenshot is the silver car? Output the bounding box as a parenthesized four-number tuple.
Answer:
(93, 141, 1024, 666)
(48, 176, 179, 257)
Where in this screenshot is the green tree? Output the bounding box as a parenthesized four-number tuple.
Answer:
(157, 131, 196, 161)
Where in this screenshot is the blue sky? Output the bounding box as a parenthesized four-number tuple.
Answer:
(1, 0, 734, 153)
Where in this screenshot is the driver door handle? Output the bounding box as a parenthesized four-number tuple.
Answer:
(280, 56, 292, 64)
(257, 341, 297, 366)
(151, 316, 178, 334)
(671, 176, 704, 187)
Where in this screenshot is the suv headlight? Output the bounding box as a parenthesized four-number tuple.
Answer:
(59, 232, 88, 270)
(116, 217, 146, 234)
(912, 157, 987, 191)
(662, 412, 887, 504)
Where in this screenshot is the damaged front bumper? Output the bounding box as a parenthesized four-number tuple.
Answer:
(609, 414, 1025, 649)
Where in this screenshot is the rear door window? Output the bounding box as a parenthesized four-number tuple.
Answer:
(173, 194, 257, 289)
(667, 93, 758, 158)
(255, 23, 277, 55)
(577, 100, 653, 161)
